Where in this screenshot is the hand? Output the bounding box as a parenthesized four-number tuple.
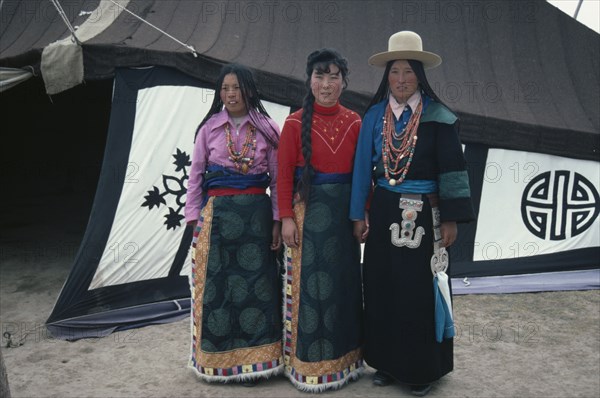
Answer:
(440, 221, 457, 247)
(352, 211, 370, 243)
(271, 221, 282, 251)
(282, 217, 299, 248)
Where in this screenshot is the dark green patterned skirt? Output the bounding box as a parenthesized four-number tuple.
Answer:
(190, 194, 283, 381)
(282, 183, 364, 391)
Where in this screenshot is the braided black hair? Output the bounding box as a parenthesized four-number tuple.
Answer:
(296, 49, 349, 202)
(195, 63, 279, 148)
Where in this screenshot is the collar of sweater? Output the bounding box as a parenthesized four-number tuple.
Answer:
(313, 101, 340, 115)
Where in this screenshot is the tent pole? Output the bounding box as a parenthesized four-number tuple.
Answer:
(574, 0, 584, 19)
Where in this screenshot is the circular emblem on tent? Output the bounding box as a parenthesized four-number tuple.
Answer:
(521, 171, 599, 240)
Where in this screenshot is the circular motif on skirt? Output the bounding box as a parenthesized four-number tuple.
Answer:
(231, 194, 256, 206)
(254, 275, 274, 302)
(226, 275, 248, 303)
(324, 304, 337, 332)
(320, 183, 340, 197)
(250, 210, 269, 238)
(295, 341, 304, 359)
(231, 338, 249, 349)
(322, 236, 340, 265)
(307, 271, 333, 301)
(239, 307, 267, 335)
(219, 211, 245, 240)
(206, 309, 231, 337)
(207, 247, 222, 273)
(258, 337, 275, 346)
(299, 305, 319, 334)
(237, 243, 263, 271)
(201, 338, 217, 353)
(307, 338, 334, 361)
(203, 279, 216, 303)
(304, 203, 332, 232)
(301, 238, 316, 266)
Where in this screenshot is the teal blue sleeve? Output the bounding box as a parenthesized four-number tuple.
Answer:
(350, 109, 376, 220)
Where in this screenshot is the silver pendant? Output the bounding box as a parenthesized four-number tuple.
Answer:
(431, 246, 449, 274)
(389, 196, 424, 249)
(430, 207, 449, 274)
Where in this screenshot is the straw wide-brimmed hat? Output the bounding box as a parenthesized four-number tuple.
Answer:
(369, 31, 442, 69)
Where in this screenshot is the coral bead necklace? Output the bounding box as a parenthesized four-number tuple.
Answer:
(224, 123, 257, 174)
(381, 98, 422, 186)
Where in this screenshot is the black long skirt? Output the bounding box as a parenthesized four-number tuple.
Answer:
(363, 187, 453, 385)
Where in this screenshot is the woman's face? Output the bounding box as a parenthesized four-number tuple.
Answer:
(310, 64, 343, 107)
(220, 73, 247, 117)
(388, 60, 419, 103)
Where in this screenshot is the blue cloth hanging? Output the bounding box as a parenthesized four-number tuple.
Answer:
(433, 272, 455, 343)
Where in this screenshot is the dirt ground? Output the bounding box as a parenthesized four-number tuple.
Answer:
(1, 193, 599, 398)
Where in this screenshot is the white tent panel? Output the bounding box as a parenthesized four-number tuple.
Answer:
(261, 100, 291, 129)
(89, 85, 291, 289)
(474, 148, 600, 262)
(90, 85, 211, 289)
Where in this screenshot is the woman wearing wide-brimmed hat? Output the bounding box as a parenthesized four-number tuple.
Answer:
(350, 31, 475, 396)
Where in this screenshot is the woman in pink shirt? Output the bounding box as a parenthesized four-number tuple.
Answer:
(185, 64, 283, 386)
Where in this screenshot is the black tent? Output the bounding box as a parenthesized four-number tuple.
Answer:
(1, 0, 598, 338)
(2, 0, 598, 157)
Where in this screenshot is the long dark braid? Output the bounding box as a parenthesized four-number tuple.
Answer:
(366, 59, 455, 118)
(297, 94, 315, 202)
(296, 49, 349, 202)
(194, 63, 279, 148)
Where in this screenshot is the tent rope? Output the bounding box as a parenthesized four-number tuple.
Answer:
(48, 0, 82, 45)
(107, 0, 198, 57)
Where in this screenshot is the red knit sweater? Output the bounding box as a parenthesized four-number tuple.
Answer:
(277, 102, 361, 218)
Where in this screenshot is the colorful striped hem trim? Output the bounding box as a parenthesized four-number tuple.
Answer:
(285, 360, 364, 392)
(189, 358, 283, 379)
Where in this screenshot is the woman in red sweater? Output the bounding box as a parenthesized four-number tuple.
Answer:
(277, 49, 364, 392)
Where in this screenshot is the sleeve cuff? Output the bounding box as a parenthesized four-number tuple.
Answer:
(279, 209, 294, 219)
(439, 197, 476, 224)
